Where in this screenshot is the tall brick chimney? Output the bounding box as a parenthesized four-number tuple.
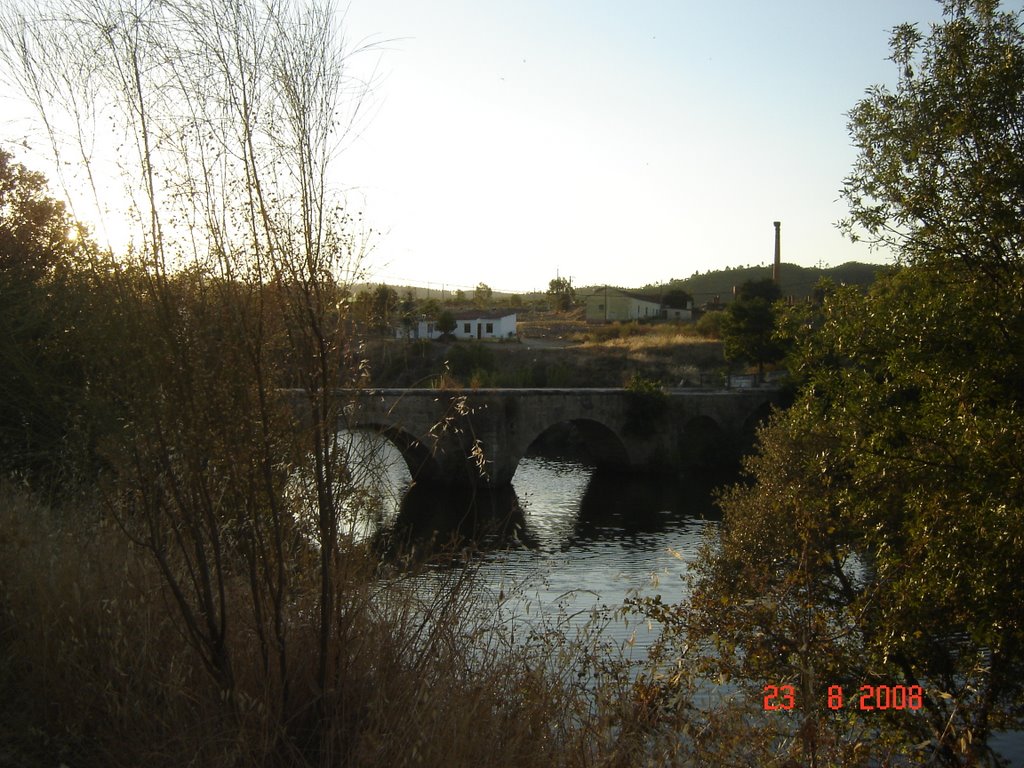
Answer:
(772, 221, 781, 284)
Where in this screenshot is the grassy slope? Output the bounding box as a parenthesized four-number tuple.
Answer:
(367, 323, 725, 389)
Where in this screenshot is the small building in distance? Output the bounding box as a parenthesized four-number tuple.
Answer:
(398, 310, 517, 341)
(585, 287, 663, 323)
(663, 306, 693, 322)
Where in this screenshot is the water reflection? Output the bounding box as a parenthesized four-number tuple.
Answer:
(341, 428, 727, 628)
(572, 468, 724, 543)
(372, 458, 729, 565)
(375, 483, 538, 563)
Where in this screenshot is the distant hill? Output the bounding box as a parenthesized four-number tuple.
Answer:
(623, 261, 890, 306)
(349, 282, 546, 303)
(352, 261, 890, 310)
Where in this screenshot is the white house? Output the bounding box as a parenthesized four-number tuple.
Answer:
(450, 310, 517, 340)
(397, 311, 517, 341)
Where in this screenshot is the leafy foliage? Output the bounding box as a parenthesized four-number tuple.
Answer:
(721, 278, 785, 378)
(474, 282, 493, 306)
(634, 2, 1024, 764)
(0, 148, 99, 485)
(367, 284, 399, 329)
(841, 0, 1024, 280)
(697, 263, 1024, 763)
(661, 288, 692, 310)
(437, 309, 457, 335)
(547, 276, 576, 311)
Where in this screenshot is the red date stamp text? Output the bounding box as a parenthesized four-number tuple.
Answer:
(763, 684, 923, 711)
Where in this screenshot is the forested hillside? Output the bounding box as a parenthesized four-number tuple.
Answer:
(637, 261, 886, 305)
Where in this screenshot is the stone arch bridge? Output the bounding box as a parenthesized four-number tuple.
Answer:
(290, 387, 785, 488)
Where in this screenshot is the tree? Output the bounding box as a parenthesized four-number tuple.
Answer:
(0, 149, 97, 484)
(371, 284, 400, 329)
(474, 282, 493, 306)
(735, 278, 781, 303)
(420, 297, 441, 319)
(437, 310, 457, 336)
(644, 4, 1024, 764)
(684, 265, 1024, 765)
(721, 278, 784, 380)
(0, 150, 85, 280)
(841, 0, 1024, 281)
(2, 0, 377, 731)
(547, 276, 575, 311)
(661, 288, 692, 310)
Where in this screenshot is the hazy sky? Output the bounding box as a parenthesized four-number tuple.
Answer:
(4, 1, 1020, 293)
(334, 0, 1016, 293)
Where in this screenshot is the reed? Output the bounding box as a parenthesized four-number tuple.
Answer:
(0, 484, 610, 767)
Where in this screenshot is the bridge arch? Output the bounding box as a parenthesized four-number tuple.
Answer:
(678, 414, 729, 468)
(740, 399, 777, 446)
(344, 422, 446, 486)
(512, 417, 632, 479)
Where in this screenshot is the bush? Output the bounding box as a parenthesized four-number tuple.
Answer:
(447, 343, 495, 381)
(694, 310, 724, 338)
(0, 484, 616, 768)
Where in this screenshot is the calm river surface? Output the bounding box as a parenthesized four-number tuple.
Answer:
(340, 431, 1024, 765)
(342, 429, 726, 654)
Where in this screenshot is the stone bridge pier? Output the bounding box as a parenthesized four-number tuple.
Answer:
(323, 388, 784, 488)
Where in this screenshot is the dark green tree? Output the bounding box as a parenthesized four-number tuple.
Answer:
(420, 298, 441, 319)
(735, 278, 782, 303)
(0, 148, 97, 484)
(371, 284, 399, 329)
(398, 289, 416, 339)
(437, 310, 457, 336)
(635, 3, 1024, 764)
(474, 282, 493, 306)
(661, 288, 692, 310)
(841, 0, 1024, 280)
(547, 276, 575, 311)
(721, 278, 784, 380)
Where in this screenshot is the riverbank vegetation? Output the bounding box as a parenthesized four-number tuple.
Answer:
(2, 0, 1023, 766)
(632, 3, 1024, 765)
(364, 331, 725, 389)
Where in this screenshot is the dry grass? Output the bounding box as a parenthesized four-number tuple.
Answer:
(0, 486, 206, 767)
(0, 480, 856, 768)
(516, 307, 588, 340)
(0, 483, 641, 768)
(574, 319, 717, 347)
(580, 332, 719, 353)
(368, 321, 725, 389)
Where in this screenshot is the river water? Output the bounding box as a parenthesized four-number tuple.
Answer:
(340, 430, 1024, 765)
(341, 430, 724, 655)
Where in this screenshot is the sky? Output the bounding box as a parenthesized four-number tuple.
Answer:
(4, 1, 1021, 294)
(331, 0, 965, 294)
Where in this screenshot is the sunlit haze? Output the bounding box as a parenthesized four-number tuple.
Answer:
(6, 1, 1022, 292)
(338, 1, 972, 292)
